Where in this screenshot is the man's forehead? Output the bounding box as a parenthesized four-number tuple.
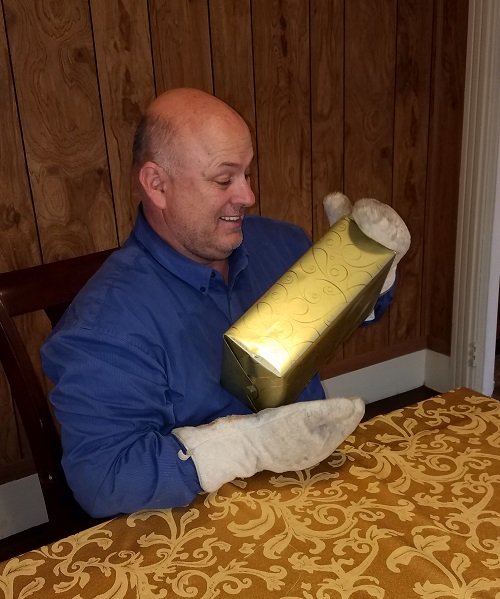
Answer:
(146, 90, 252, 168)
(183, 114, 252, 156)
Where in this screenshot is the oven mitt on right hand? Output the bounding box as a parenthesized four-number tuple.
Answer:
(323, 192, 411, 294)
(172, 396, 365, 493)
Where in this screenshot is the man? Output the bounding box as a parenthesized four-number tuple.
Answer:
(42, 88, 398, 518)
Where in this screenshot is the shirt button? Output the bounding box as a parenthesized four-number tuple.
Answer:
(210, 271, 216, 278)
(200, 286, 206, 293)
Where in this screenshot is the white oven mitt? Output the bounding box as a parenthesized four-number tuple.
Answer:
(172, 396, 364, 492)
(324, 192, 411, 294)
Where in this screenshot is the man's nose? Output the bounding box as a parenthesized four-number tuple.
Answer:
(236, 178, 255, 207)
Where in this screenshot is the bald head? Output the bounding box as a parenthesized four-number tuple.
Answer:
(149, 88, 243, 126)
(132, 88, 248, 174)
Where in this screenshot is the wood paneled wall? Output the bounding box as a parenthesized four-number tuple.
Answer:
(0, 0, 468, 480)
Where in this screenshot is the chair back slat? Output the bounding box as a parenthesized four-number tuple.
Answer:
(0, 250, 113, 317)
(0, 249, 114, 540)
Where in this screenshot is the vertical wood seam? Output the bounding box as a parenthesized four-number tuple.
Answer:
(87, 0, 120, 247)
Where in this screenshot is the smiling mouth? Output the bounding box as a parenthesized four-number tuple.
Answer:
(219, 216, 242, 222)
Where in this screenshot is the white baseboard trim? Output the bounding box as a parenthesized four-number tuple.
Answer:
(322, 349, 452, 404)
(424, 350, 453, 394)
(0, 474, 48, 540)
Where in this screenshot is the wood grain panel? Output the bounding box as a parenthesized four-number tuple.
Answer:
(423, 0, 468, 354)
(149, 0, 213, 94)
(343, 0, 397, 359)
(390, 0, 433, 345)
(321, 335, 427, 380)
(344, 0, 396, 204)
(90, 0, 156, 244)
(252, 0, 311, 235)
(209, 0, 260, 212)
(0, 8, 40, 273)
(4, 0, 117, 262)
(310, 0, 344, 242)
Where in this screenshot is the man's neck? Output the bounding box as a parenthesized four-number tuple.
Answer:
(211, 260, 229, 284)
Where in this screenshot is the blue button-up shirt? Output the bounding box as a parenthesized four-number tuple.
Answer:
(42, 211, 326, 517)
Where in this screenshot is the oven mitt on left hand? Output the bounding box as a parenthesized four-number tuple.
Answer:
(172, 396, 364, 493)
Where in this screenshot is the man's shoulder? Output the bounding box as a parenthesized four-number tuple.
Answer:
(240, 215, 312, 274)
(80, 243, 146, 299)
(242, 215, 311, 247)
(56, 242, 158, 332)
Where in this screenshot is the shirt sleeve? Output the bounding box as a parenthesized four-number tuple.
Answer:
(362, 281, 395, 325)
(42, 327, 202, 518)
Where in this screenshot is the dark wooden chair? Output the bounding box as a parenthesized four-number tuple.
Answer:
(0, 249, 114, 560)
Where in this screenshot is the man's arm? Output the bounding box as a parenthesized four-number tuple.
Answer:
(43, 324, 361, 518)
(42, 328, 202, 518)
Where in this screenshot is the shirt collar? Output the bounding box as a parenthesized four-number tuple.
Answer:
(131, 208, 248, 293)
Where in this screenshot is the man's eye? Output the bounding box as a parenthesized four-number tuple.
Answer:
(215, 179, 232, 187)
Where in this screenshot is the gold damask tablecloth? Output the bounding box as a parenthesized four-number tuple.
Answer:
(1, 388, 499, 598)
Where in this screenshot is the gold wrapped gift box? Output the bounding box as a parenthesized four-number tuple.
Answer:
(221, 217, 395, 411)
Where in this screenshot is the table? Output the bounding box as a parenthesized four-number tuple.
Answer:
(1, 388, 499, 598)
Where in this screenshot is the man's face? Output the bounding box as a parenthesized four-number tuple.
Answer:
(159, 116, 255, 268)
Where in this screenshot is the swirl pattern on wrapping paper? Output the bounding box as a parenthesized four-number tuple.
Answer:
(226, 221, 394, 372)
(1, 390, 499, 599)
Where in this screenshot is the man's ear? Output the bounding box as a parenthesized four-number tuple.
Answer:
(138, 161, 169, 209)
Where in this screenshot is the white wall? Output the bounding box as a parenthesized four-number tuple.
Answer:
(0, 475, 47, 540)
(450, 0, 500, 396)
(482, 146, 500, 393)
(322, 349, 451, 402)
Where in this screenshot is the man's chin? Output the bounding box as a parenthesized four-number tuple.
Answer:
(216, 244, 241, 260)
(205, 231, 244, 261)
(221, 233, 243, 254)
